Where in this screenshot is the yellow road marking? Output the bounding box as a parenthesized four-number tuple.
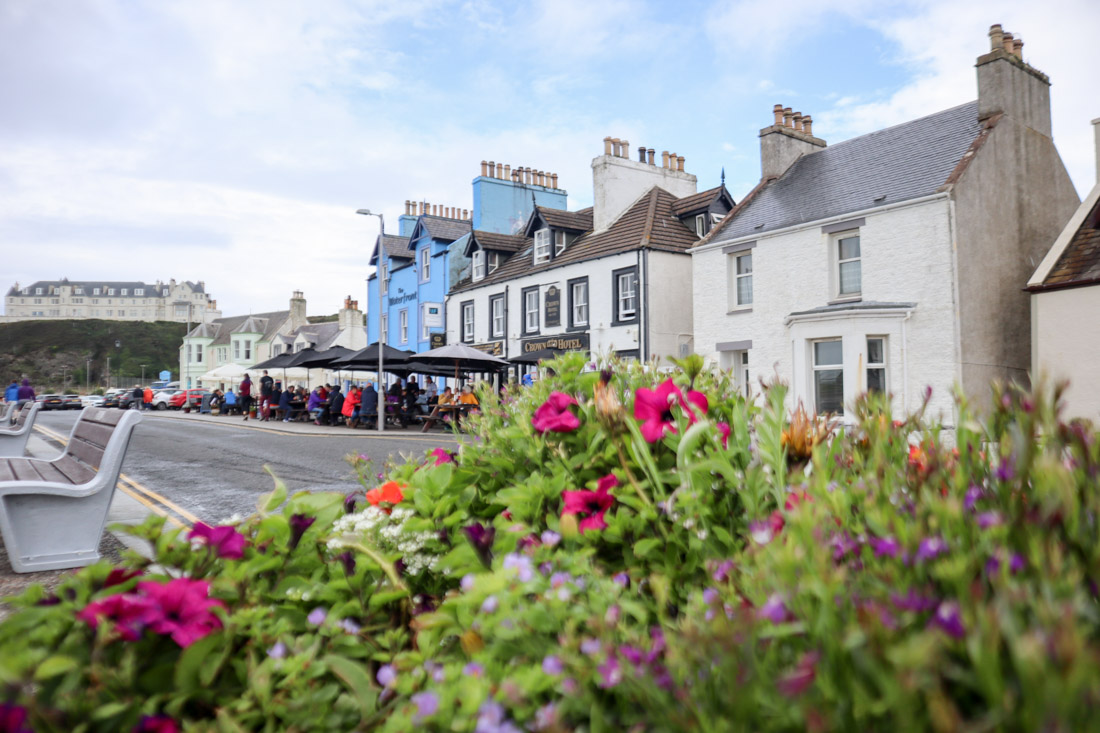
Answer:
(118, 474, 200, 524)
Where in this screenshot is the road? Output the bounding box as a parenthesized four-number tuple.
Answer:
(32, 410, 461, 527)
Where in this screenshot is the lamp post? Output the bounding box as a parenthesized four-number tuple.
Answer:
(86, 358, 91, 393)
(141, 364, 147, 385)
(357, 208, 385, 433)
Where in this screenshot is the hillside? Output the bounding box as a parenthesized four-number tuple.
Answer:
(0, 320, 187, 393)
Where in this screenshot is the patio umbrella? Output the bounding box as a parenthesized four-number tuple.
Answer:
(198, 362, 249, 387)
(291, 346, 356, 369)
(509, 347, 567, 365)
(252, 351, 298, 370)
(331, 342, 416, 370)
(412, 343, 510, 381)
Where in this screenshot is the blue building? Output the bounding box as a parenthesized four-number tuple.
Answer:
(366, 161, 568, 354)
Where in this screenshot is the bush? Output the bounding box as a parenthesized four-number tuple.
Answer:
(0, 355, 1098, 731)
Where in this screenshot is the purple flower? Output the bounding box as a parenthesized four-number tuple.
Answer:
(288, 514, 316, 550)
(890, 589, 939, 612)
(188, 522, 247, 559)
(932, 601, 966, 639)
(476, 700, 520, 733)
(712, 560, 734, 582)
(605, 604, 621, 624)
(976, 511, 1003, 529)
(481, 595, 499, 614)
(542, 655, 564, 675)
(749, 520, 774, 545)
(830, 532, 860, 562)
(337, 551, 356, 576)
(502, 553, 534, 582)
(915, 536, 948, 563)
(758, 594, 792, 624)
(132, 716, 179, 733)
(702, 588, 719, 605)
(533, 703, 558, 731)
(870, 536, 901, 558)
(540, 530, 561, 547)
(339, 618, 361, 634)
(1010, 553, 1026, 573)
(995, 455, 1016, 482)
(612, 572, 630, 587)
(344, 493, 359, 514)
(268, 641, 287, 659)
(463, 661, 484, 677)
(0, 704, 32, 733)
(411, 691, 439, 721)
(464, 522, 496, 566)
(597, 655, 622, 688)
(307, 607, 327, 625)
(964, 484, 984, 511)
(580, 638, 601, 656)
(539, 561, 553, 575)
(620, 644, 644, 667)
(776, 650, 819, 698)
(376, 664, 397, 688)
(550, 572, 573, 589)
(424, 660, 446, 682)
(461, 573, 476, 592)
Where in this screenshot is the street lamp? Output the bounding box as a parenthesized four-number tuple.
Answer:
(357, 208, 385, 433)
(141, 364, 147, 385)
(86, 358, 91, 393)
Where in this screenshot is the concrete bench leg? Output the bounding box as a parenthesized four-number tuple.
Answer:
(0, 488, 115, 573)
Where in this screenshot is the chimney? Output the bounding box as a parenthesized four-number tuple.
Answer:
(480, 160, 488, 177)
(638, 146, 646, 162)
(591, 135, 697, 232)
(289, 290, 307, 328)
(621, 140, 629, 158)
(977, 25, 1051, 137)
(488, 161, 495, 178)
(677, 156, 685, 172)
(661, 151, 669, 168)
(759, 102, 826, 179)
(551, 173, 558, 188)
(496, 163, 503, 178)
(504, 164, 511, 179)
(604, 137, 613, 155)
(647, 148, 655, 165)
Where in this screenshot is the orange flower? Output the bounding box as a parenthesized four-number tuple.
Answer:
(366, 481, 405, 506)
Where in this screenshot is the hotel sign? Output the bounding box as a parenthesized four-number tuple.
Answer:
(544, 286, 561, 327)
(472, 341, 504, 357)
(520, 333, 590, 353)
(429, 333, 446, 349)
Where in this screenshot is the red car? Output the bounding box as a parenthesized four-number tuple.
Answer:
(169, 389, 210, 410)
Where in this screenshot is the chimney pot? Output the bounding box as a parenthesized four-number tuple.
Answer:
(551, 172, 558, 188)
(773, 104, 784, 125)
(1013, 37, 1023, 58)
(989, 24, 1004, 52)
(480, 160, 488, 177)
(621, 139, 629, 157)
(504, 164, 511, 179)
(802, 115, 813, 136)
(638, 146, 646, 162)
(792, 112, 803, 132)
(496, 163, 503, 178)
(661, 150, 669, 168)
(541, 171, 549, 186)
(527, 167, 534, 184)
(677, 156, 685, 172)
(420, 201, 426, 215)
(647, 148, 655, 165)
(1002, 31, 1014, 54)
(783, 107, 794, 127)
(488, 161, 496, 178)
(603, 136, 613, 155)
(611, 137, 621, 156)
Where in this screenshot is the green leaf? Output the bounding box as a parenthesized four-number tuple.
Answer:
(35, 655, 78, 680)
(324, 654, 378, 719)
(260, 467, 288, 512)
(633, 538, 662, 558)
(175, 631, 224, 692)
(91, 702, 130, 721)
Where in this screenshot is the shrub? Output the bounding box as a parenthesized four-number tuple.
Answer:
(0, 355, 1098, 731)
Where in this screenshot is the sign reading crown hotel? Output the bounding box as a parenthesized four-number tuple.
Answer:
(429, 333, 446, 349)
(544, 286, 561, 327)
(521, 333, 590, 353)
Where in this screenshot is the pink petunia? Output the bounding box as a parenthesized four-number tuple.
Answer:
(532, 392, 581, 434)
(189, 522, 247, 560)
(78, 593, 154, 642)
(429, 447, 455, 466)
(562, 480, 616, 533)
(717, 421, 731, 448)
(633, 379, 709, 443)
(138, 579, 225, 648)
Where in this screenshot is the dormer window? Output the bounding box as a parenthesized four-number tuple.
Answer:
(121, 288, 128, 296)
(135, 288, 144, 296)
(472, 250, 486, 281)
(554, 231, 567, 256)
(488, 252, 500, 274)
(35, 288, 42, 295)
(534, 229, 551, 264)
(75, 288, 84, 295)
(94, 288, 101, 295)
(695, 214, 706, 236)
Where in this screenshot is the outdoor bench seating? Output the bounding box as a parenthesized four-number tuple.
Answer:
(0, 402, 42, 458)
(0, 402, 17, 425)
(0, 407, 142, 573)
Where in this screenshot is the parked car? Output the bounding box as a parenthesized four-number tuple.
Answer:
(118, 390, 144, 409)
(62, 394, 83, 410)
(152, 390, 182, 410)
(101, 389, 126, 409)
(36, 394, 64, 411)
(150, 380, 179, 392)
(80, 395, 105, 408)
(169, 389, 210, 410)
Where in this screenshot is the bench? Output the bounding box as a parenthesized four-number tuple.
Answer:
(0, 402, 17, 425)
(0, 402, 42, 458)
(0, 407, 142, 573)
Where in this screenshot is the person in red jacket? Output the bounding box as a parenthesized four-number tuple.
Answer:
(239, 374, 253, 421)
(342, 385, 362, 428)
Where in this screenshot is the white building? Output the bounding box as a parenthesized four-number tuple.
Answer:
(180, 292, 366, 388)
(446, 137, 732, 364)
(1027, 118, 1100, 421)
(3, 278, 220, 323)
(691, 25, 1079, 422)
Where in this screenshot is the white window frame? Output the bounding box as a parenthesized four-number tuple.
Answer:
(461, 303, 474, 343)
(695, 214, 706, 236)
(554, 231, 567, 256)
(525, 289, 539, 332)
(135, 288, 143, 296)
(118, 309, 125, 317)
(734, 252, 753, 307)
(75, 287, 84, 295)
(121, 288, 128, 296)
(420, 304, 430, 341)
(234, 340, 240, 360)
(866, 336, 886, 394)
(834, 231, 861, 299)
(35, 287, 42, 295)
(491, 295, 505, 338)
(472, 250, 486, 281)
(187, 344, 192, 363)
(244, 340, 252, 361)
(571, 280, 588, 327)
(380, 262, 388, 295)
(380, 313, 388, 343)
(195, 344, 203, 363)
(399, 308, 408, 344)
(812, 339, 844, 415)
(488, 251, 500, 274)
(420, 247, 431, 282)
(616, 272, 636, 321)
(534, 229, 551, 264)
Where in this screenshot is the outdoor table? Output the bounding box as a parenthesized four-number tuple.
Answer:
(420, 404, 474, 432)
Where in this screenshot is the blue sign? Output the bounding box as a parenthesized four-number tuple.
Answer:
(159, 370, 171, 380)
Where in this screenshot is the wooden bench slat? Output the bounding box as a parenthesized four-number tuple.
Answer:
(53, 456, 96, 484)
(67, 438, 105, 470)
(0, 460, 14, 482)
(10, 459, 42, 482)
(73, 421, 114, 450)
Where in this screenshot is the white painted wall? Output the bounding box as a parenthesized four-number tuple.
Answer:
(692, 197, 960, 422)
(591, 154, 696, 232)
(645, 250, 694, 362)
(1032, 286, 1100, 421)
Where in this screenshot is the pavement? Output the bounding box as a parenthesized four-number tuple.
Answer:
(136, 407, 459, 437)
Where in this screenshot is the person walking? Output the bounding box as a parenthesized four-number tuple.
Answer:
(259, 370, 274, 422)
(4, 380, 18, 404)
(16, 379, 35, 408)
(239, 373, 253, 421)
(143, 385, 154, 410)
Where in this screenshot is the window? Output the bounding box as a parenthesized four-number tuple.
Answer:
(735, 252, 753, 306)
(399, 309, 408, 344)
(569, 278, 589, 328)
(420, 247, 431, 281)
(534, 229, 551, 264)
(836, 233, 861, 297)
(195, 344, 203, 363)
(105, 309, 113, 317)
(91, 299, 99, 305)
(461, 302, 474, 343)
(163, 289, 169, 296)
(121, 288, 128, 296)
(490, 294, 505, 338)
(380, 314, 388, 342)
(33, 298, 42, 304)
(108, 288, 116, 296)
(488, 251, 501, 274)
(35, 288, 42, 295)
(739, 352, 750, 397)
(554, 231, 567, 256)
(244, 340, 252, 361)
(695, 214, 706, 236)
(813, 340, 844, 415)
(75, 288, 84, 295)
(613, 267, 638, 324)
(187, 344, 192, 363)
(72, 298, 82, 304)
(472, 250, 486, 281)
(523, 287, 540, 334)
(93, 287, 101, 295)
(420, 304, 430, 341)
(380, 262, 388, 295)
(135, 288, 144, 296)
(118, 309, 125, 317)
(234, 340, 240, 360)
(866, 337, 886, 393)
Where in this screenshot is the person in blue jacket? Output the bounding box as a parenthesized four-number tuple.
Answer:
(4, 380, 18, 403)
(223, 388, 238, 416)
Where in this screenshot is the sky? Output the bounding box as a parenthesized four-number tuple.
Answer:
(2, 0, 1097, 318)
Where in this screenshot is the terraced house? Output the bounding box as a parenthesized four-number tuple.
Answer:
(447, 137, 733, 363)
(690, 26, 1079, 422)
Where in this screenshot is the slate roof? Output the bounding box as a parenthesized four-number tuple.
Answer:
(6, 279, 201, 297)
(452, 188, 698, 293)
(371, 234, 412, 267)
(467, 230, 528, 256)
(293, 323, 342, 350)
(233, 316, 267, 334)
(671, 186, 732, 216)
(419, 215, 472, 243)
(1037, 194, 1100, 290)
(187, 310, 289, 345)
(536, 206, 593, 232)
(710, 101, 984, 243)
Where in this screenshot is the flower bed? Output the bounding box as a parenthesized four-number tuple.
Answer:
(0, 354, 1098, 731)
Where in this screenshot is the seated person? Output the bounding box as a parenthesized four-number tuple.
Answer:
(307, 388, 325, 424)
(328, 386, 344, 425)
(278, 386, 294, 422)
(360, 383, 379, 419)
(438, 387, 454, 405)
(424, 377, 438, 404)
(223, 389, 237, 415)
(458, 385, 479, 406)
(342, 385, 361, 427)
(209, 390, 223, 413)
